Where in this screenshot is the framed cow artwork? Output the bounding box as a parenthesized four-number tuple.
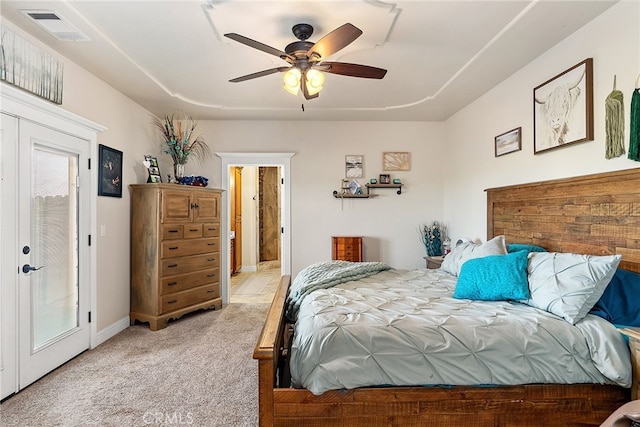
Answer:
(533, 58, 593, 154)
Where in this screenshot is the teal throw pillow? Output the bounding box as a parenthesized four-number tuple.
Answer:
(453, 251, 530, 301)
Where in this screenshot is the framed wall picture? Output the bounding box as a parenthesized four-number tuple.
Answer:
(382, 152, 410, 171)
(144, 155, 162, 183)
(98, 144, 123, 197)
(533, 58, 593, 154)
(495, 127, 522, 157)
(345, 155, 363, 178)
(0, 27, 64, 104)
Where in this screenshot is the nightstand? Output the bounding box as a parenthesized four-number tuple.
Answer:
(620, 328, 640, 400)
(424, 256, 444, 269)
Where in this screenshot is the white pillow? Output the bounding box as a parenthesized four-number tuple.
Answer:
(524, 252, 621, 324)
(440, 235, 507, 276)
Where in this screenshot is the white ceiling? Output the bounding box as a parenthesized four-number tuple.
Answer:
(0, 0, 618, 121)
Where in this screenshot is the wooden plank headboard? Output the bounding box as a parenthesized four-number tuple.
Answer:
(486, 167, 640, 273)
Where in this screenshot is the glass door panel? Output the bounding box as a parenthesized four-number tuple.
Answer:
(31, 145, 79, 349)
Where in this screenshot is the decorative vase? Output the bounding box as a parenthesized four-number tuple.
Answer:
(174, 163, 185, 182)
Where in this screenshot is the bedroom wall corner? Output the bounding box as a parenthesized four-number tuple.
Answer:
(442, 0, 640, 244)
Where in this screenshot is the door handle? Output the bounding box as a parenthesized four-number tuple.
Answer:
(22, 264, 44, 273)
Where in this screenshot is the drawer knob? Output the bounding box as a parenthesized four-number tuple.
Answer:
(169, 246, 178, 250)
(167, 299, 178, 304)
(167, 281, 177, 286)
(168, 264, 178, 268)
(207, 289, 215, 293)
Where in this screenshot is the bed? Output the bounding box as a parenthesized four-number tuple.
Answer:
(254, 168, 640, 427)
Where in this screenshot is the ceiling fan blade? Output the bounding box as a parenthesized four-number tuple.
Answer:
(307, 23, 362, 60)
(224, 33, 294, 61)
(319, 62, 387, 79)
(229, 67, 291, 83)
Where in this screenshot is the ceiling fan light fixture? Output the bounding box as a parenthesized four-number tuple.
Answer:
(305, 69, 325, 96)
(283, 68, 301, 95)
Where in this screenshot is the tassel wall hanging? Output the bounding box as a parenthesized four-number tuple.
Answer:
(629, 74, 640, 161)
(605, 75, 625, 159)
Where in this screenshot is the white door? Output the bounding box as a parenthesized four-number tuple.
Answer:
(1, 115, 91, 396)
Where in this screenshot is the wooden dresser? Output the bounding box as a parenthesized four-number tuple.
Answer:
(130, 184, 223, 330)
(331, 236, 363, 262)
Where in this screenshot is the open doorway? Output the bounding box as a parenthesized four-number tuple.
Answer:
(218, 153, 293, 305)
(229, 166, 281, 303)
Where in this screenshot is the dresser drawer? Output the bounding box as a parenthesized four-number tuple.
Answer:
(161, 284, 219, 313)
(183, 224, 203, 238)
(337, 241, 359, 250)
(161, 253, 220, 276)
(162, 224, 183, 240)
(161, 238, 219, 258)
(202, 223, 220, 237)
(336, 250, 359, 260)
(161, 268, 219, 294)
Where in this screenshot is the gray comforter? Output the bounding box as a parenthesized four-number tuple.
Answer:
(289, 268, 631, 395)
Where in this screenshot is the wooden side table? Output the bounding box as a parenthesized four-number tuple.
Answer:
(332, 236, 363, 262)
(621, 328, 640, 400)
(424, 256, 444, 269)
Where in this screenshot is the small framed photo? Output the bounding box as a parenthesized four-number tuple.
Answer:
(379, 174, 390, 184)
(495, 127, 522, 157)
(144, 155, 162, 183)
(98, 144, 123, 198)
(382, 152, 410, 171)
(345, 154, 363, 178)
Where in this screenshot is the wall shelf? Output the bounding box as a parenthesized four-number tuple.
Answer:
(366, 183, 404, 195)
(333, 190, 376, 199)
(333, 184, 404, 199)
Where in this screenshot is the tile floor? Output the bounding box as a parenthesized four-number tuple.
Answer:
(230, 261, 281, 304)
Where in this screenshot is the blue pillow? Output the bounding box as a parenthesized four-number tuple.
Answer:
(507, 243, 546, 254)
(590, 268, 640, 327)
(453, 251, 530, 301)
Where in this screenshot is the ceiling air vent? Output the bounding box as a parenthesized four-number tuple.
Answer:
(21, 10, 90, 42)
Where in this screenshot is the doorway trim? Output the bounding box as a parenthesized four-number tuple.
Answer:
(217, 152, 294, 305)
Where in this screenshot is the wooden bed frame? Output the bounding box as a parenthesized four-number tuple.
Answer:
(254, 168, 640, 426)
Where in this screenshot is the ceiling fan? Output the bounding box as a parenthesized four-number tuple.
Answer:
(224, 23, 387, 100)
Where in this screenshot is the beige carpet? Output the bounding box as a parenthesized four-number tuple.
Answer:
(0, 303, 270, 427)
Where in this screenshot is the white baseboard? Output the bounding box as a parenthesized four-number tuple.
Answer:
(240, 265, 257, 272)
(92, 316, 129, 348)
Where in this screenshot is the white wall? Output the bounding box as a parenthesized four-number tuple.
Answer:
(241, 166, 258, 271)
(443, 1, 640, 243)
(195, 121, 446, 275)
